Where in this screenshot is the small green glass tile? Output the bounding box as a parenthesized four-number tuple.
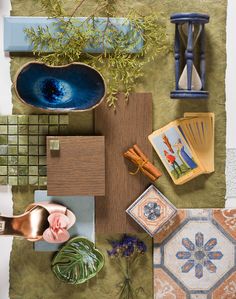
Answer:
(0, 166, 7, 175)
(18, 115, 28, 124)
(19, 145, 28, 155)
(0, 176, 7, 184)
(39, 156, 46, 165)
(0, 136, 7, 144)
(18, 156, 28, 165)
(38, 125, 48, 135)
(8, 135, 17, 145)
(19, 176, 28, 185)
(59, 115, 69, 125)
(29, 166, 38, 176)
(8, 156, 18, 165)
(49, 139, 60, 151)
(49, 126, 59, 135)
(49, 115, 58, 124)
(39, 146, 46, 155)
(29, 125, 38, 135)
(29, 146, 38, 155)
(39, 165, 47, 176)
(18, 166, 28, 176)
(29, 135, 38, 145)
(8, 115, 18, 124)
(9, 166, 18, 176)
(39, 115, 49, 124)
(8, 146, 18, 155)
(0, 116, 8, 124)
(8, 176, 18, 185)
(59, 125, 68, 134)
(19, 135, 28, 145)
(39, 176, 47, 186)
(39, 136, 46, 145)
(18, 125, 28, 135)
(8, 125, 18, 134)
(29, 156, 38, 165)
(29, 115, 39, 124)
(0, 125, 8, 134)
(0, 157, 7, 165)
(29, 176, 38, 185)
(0, 145, 8, 155)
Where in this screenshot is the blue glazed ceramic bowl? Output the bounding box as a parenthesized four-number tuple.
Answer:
(14, 62, 106, 112)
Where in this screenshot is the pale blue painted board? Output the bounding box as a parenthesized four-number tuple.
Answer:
(4, 16, 143, 53)
(34, 190, 95, 251)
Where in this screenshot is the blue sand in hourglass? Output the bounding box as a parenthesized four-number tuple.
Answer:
(16, 63, 106, 111)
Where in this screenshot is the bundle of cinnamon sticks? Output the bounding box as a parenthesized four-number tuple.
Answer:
(123, 144, 162, 181)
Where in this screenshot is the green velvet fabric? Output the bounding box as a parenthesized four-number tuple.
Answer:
(9, 0, 226, 298)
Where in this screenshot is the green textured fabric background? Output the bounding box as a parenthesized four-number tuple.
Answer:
(9, 0, 227, 298)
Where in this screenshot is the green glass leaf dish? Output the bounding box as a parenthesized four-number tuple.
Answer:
(51, 237, 105, 285)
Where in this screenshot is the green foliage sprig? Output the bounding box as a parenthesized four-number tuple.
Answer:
(26, 0, 170, 107)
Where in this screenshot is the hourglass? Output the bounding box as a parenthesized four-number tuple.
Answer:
(170, 13, 210, 99)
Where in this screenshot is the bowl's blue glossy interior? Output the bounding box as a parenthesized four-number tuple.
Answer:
(16, 63, 106, 111)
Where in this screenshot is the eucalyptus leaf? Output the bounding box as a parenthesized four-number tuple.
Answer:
(51, 237, 105, 284)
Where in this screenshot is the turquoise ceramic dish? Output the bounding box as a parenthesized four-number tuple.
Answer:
(14, 62, 106, 112)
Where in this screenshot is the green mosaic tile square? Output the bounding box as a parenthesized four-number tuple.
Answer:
(0, 166, 7, 175)
(29, 135, 38, 145)
(49, 126, 59, 135)
(19, 146, 28, 155)
(8, 156, 18, 165)
(38, 125, 48, 135)
(29, 125, 38, 135)
(18, 156, 28, 165)
(29, 166, 38, 176)
(39, 176, 47, 186)
(49, 115, 58, 124)
(8, 125, 18, 134)
(49, 139, 60, 151)
(8, 176, 18, 185)
(0, 176, 7, 184)
(29, 156, 38, 165)
(0, 116, 8, 124)
(0, 157, 7, 165)
(39, 136, 46, 145)
(39, 165, 47, 176)
(29, 176, 38, 185)
(18, 115, 28, 124)
(19, 176, 28, 185)
(59, 125, 68, 134)
(0, 136, 7, 144)
(8, 135, 17, 145)
(39, 115, 49, 124)
(18, 166, 28, 176)
(29, 146, 38, 155)
(8, 115, 18, 124)
(18, 125, 28, 135)
(59, 115, 69, 125)
(8, 146, 18, 155)
(0, 145, 8, 155)
(39, 156, 46, 165)
(29, 115, 39, 124)
(9, 166, 18, 176)
(19, 135, 28, 145)
(39, 146, 46, 155)
(0, 125, 8, 134)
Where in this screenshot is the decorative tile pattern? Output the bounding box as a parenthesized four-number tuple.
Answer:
(0, 115, 68, 186)
(154, 209, 236, 298)
(126, 185, 177, 237)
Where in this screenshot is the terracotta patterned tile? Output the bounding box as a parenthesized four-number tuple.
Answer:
(213, 208, 236, 240)
(154, 268, 186, 299)
(212, 272, 236, 299)
(154, 209, 236, 298)
(126, 185, 177, 237)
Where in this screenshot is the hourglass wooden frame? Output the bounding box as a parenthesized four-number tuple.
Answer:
(170, 13, 210, 99)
